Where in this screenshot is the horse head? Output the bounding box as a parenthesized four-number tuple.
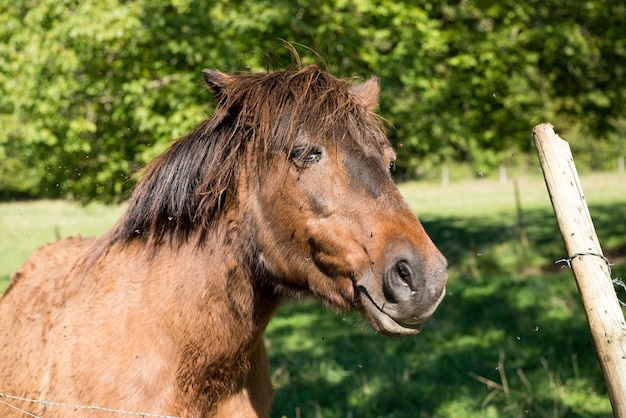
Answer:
(203, 66, 447, 337)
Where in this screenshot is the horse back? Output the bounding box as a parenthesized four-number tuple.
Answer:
(1, 236, 94, 303)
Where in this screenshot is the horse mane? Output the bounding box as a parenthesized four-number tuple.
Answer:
(108, 64, 386, 247)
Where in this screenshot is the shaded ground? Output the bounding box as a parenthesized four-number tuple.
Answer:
(267, 202, 625, 417)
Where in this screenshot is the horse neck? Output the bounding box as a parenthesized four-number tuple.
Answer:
(159, 224, 282, 411)
(137, 224, 282, 343)
(89, 221, 283, 409)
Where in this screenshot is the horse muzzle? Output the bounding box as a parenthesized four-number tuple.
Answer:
(357, 252, 447, 337)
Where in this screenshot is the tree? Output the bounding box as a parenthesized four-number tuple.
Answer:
(1, 0, 624, 201)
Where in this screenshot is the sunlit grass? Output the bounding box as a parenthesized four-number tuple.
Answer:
(399, 171, 626, 218)
(0, 201, 122, 291)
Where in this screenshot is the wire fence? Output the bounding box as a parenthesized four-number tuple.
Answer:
(0, 392, 178, 418)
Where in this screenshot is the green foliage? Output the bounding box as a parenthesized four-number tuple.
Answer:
(1, 0, 625, 201)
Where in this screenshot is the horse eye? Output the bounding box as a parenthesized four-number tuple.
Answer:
(290, 146, 322, 166)
(303, 149, 322, 163)
(389, 160, 396, 174)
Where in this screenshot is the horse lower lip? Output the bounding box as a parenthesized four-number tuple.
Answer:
(396, 318, 422, 327)
(394, 321, 422, 331)
(358, 286, 424, 336)
(380, 318, 422, 337)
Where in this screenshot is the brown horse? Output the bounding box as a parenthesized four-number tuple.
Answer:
(0, 65, 447, 417)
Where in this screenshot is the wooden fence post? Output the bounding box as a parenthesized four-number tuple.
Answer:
(533, 123, 626, 417)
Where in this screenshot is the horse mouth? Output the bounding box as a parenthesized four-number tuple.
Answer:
(357, 285, 444, 337)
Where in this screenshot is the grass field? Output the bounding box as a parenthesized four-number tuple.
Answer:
(1, 172, 625, 417)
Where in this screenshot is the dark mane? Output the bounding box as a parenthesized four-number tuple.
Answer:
(109, 65, 386, 247)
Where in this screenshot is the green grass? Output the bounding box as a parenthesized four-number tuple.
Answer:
(267, 172, 626, 417)
(400, 171, 626, 216)
(268, 275, 612, 417)
(0, 201, 123, 289)
(1, 172, 625, 417)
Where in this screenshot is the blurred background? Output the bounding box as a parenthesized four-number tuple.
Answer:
(1, 1, 626, 417)
(1, 0, 625, 201)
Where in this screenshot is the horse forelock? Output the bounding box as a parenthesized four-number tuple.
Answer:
(110, 65, 386, 248)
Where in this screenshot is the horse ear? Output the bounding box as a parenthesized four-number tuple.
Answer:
(202, 69, 234, 100)
(350, 77, 380, 110)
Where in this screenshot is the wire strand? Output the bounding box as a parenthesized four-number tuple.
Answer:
(555, 251, 624, 306)
(0, 392, 178, 418)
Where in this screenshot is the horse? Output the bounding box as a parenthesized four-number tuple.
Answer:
(0, 64, 447, 417)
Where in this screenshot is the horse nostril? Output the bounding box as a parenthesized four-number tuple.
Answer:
(395, 260, 411, 285)
(383, 259, 417, 303)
